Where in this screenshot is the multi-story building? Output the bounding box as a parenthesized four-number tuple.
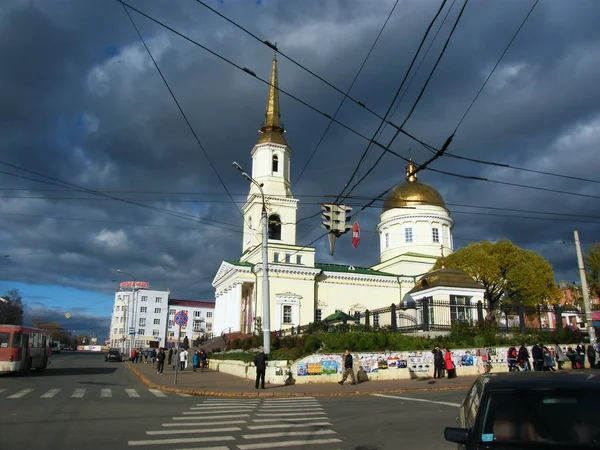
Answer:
(165, 299, 215, 348)
(108, 282, 170, 352)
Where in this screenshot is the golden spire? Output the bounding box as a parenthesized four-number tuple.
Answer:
(257, 54, 287, 146)
(406, 159, 418, 182)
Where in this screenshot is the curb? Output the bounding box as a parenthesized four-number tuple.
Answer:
(127, 365, 471, 398)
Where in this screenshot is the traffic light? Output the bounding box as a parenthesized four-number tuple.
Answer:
(336, 204, 352, 235)
(321, 203, 353, 255)
(321, 204, 334, 233)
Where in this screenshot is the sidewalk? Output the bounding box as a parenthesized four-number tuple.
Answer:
(127, 361, 475, 398)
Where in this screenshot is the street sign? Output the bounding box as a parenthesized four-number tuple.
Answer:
(174, 311, 188, 327)
(351, 221, 360, 248)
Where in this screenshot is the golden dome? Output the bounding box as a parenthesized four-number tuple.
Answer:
(382, 161, 446, 212)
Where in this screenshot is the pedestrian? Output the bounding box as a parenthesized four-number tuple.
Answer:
(143, 348, 149, 364)
(518, 343, 530, 371)
(168, 347, 173, 366)
(199, 350, 207, 371)
(179, 348, 188, 370)
(507, 345, 519, 372)
(156, 348, 165, 375)
(531, 343, 543, 371)
(338, 349, 357, 385)
(254, 347, 267, 389)
(192, 350, 199, 372)
(130, 349, 136, 363)
(444, 348, 456, 379)
(136, 349, 142, 363)
(553, 343, 565, 370)
(587, 343, 597, 369)
(576, 342, 586, 369)
(432, 346, 444, 378)
(542, 346, 556, 371)
(481, 346, 490, 374)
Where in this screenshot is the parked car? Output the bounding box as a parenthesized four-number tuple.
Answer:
(445, 371, 600, 449)
(105, 349, 122, 362)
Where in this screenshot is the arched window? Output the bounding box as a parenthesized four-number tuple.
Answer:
(268, 214, 282, 240)
(248, 216, 252, 230)
(272, 154, 279, 173)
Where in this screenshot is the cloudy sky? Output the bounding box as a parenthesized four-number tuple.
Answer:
(1, 0, 600, 341)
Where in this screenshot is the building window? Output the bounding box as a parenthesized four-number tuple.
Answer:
(113, 328, 117, 335)
(283, 305, 292, 324)
(432, 228, 440, 243)
(152, 330, 159, 338)
(154, 308, 161, 314)
(116, 306, 120, 311)
(207, 312, 213, 318)
(141, 296, 148, 302)
(405, 227, 413, 243)
(373, 313, 380, 327)
(272, 154, 279, 173)
(385, 232, 389, 248)
(138, 329, 145, 336)
(450, 296, 472, 324)
(139, 318, 146, 326)
(268, 215, 282, 240)
(156, 297, 162, 303)
(194, 311, 201, 318)
(169, 309, 175, 315)
(153, 319, 160, 325)
(296, 255, 302, 265)
(207, 324, 212, 331)
(168, 320, 174, 327)
(285, 253, 291, 263)
(140, 306, 147, 313)
(168, 331, 175, 338)
(315, 309, 322, 322)
(274, 252, 280, 262)
(118, 328, 124, 334)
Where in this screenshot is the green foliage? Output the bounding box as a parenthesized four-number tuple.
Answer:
(0, 289, 23, 326)
(585, 242, 600, 298)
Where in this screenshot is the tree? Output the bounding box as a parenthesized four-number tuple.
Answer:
(585, 242, 600, 298)
(0, 289, 24, 325)
(434, 239, 560, 310)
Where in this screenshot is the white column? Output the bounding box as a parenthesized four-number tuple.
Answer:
(233, 283, 242, 332)
(214, 292, 224, 336)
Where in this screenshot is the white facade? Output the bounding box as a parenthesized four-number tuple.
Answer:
(165, 299, 215, 347)
(108, 287, 170, 352)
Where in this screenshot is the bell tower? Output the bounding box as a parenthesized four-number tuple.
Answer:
(241, 55, 298, 254)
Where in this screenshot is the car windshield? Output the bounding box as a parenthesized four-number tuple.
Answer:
(109, 351, 120, 355)
(481, 389, 600, 446)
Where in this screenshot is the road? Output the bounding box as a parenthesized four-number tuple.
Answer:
(1, 352, 467, 449)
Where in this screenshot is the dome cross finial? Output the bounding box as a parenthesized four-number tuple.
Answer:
(406, 159, 418, 182)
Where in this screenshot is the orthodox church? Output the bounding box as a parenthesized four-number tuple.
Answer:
(212, 56, 484, 336)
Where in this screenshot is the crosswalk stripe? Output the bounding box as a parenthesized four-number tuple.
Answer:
(7, 388, 34, 399)
(242, 429, 336, 440)
(72, 389, 86, 398)
(252, 417, 328, 423)
(169, 447, 230, 450)
(173, 414, 249, 421)
(257, 407, 323, 412)
(262, 397, 315, 401)
(41, 389, 61, 398)
(128, 436, 235, 446)
(183, 410, 252, 415)
(189, 406, 255, 411)
(147, 427, 241, 436)
(149, 389, 167, 398)
(125, 389, 140, 398)
(162, 420, 247, 427)
(0, 389, 6, 394)
(176, 393, 192, 397)
(237, 438, 342, 449)
(248, 422, 332, 430)
(100, 389, 112, 398)
(256, 411, 327, 417)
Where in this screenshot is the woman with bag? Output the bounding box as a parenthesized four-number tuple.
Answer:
(444, 348, 456, 379)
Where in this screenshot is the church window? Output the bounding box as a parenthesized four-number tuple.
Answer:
(432, 228, 440, 243)
(274, 252, 280, 262)
(272, 154, 279, 173)
(283, 305, 292, 324)
(296, 255, 302, 265)
(315, 309, 322, 322)
(405, 227, 413, 243)
(268, 215, 282, 240)
(385, 233, 389, 248)
(450, 296, 472, 324)
(285, 253, 291, 264)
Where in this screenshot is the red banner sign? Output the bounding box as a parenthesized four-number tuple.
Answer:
(351, 221, 360, 248)
(119, 281, 149, 289)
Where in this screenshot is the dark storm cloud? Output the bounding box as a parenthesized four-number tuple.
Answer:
(1, 0, 600, 317)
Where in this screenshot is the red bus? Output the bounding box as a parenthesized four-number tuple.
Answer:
(0, 325, 52, 374)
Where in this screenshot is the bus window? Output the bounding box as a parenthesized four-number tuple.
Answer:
(0, 332, 10, 348)
(12, 332, 23, 348)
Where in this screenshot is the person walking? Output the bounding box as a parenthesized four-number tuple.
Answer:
(531, 343, 543, 371)
(576, 342, 586, 368)
(444, 348, 456, 379)
(192, 350, 199, 372)
(507, 345, 519, 372)
(167, 347, 173, 366)
(338, 349, 357, 385)
(254, 348, 267, 389)
(432, 346, 444, 378)
(554, 343, 565, 370)
(481, 346, 491, 373)
(587, 343, 597, 369)
(179, 348, 188, 371)
(518, 343, 530, 371)
(199, 350, 207, 371)
(156, 348, 165, 374)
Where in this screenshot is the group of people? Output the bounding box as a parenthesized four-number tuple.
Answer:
(495, 341, 599, 372)
(129, 347, 209, 374)
(432, 346, 457, 379)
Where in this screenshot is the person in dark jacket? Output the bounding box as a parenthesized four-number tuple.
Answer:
(338, 349, 356, 385)
(587, 344, 597, 369)
(432, 346, 444, 378)
(518, 343, 530, 371)
(531, 343, 543, 371)
(168, 348, 173, 366)
(254, 348, 267, 389)
(156, 348, 165, 374)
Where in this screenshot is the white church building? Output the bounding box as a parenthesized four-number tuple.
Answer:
(212, 56, 484, 336)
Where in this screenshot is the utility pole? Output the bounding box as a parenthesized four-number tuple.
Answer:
(233, 162, 271, 354)
(117, 270, 138, 355)
(574, 230, 597, 346)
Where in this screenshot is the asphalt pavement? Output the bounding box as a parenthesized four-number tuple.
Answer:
(0, 352, 470, 449)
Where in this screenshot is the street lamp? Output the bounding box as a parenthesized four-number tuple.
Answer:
(233, 161, 271, 354)
(117, 269, 138, 355)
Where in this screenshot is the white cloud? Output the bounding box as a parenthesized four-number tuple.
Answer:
(93, 229, 129, 248)
(488, 62, 529, 91)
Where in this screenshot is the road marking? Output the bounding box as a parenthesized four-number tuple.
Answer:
(126, 389, 140, 398)
(256, 411, 326, 417)
(100, 389, 112, 398)
(7, 388, 34, 399)
(189, 406, 255, 411)
(169, 447, 230, 450)
(173, 414, 249, 421)
(262, 396, 316, 401)
(147, 427, 241, 436)
(149, 389, 167, 397)
(237, 438, 342, 449)
(252, 417, 328, 423)
(183, 409, 253, 415)
(257, 407, 323, 412)
(261, 399, 319, 404)
(242, 429, 336, 440)
(41, 389, 61, 398)
(162, 420, 247, 427)
(128, 436, 235, 446)
(372, 393, 461, 407)
(0, 389, 6, 395)
(248, 422, 332, 430)
(200, 401, 259, 405)
(72, 389, 86, 398)
(176, 393, 192, 397)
